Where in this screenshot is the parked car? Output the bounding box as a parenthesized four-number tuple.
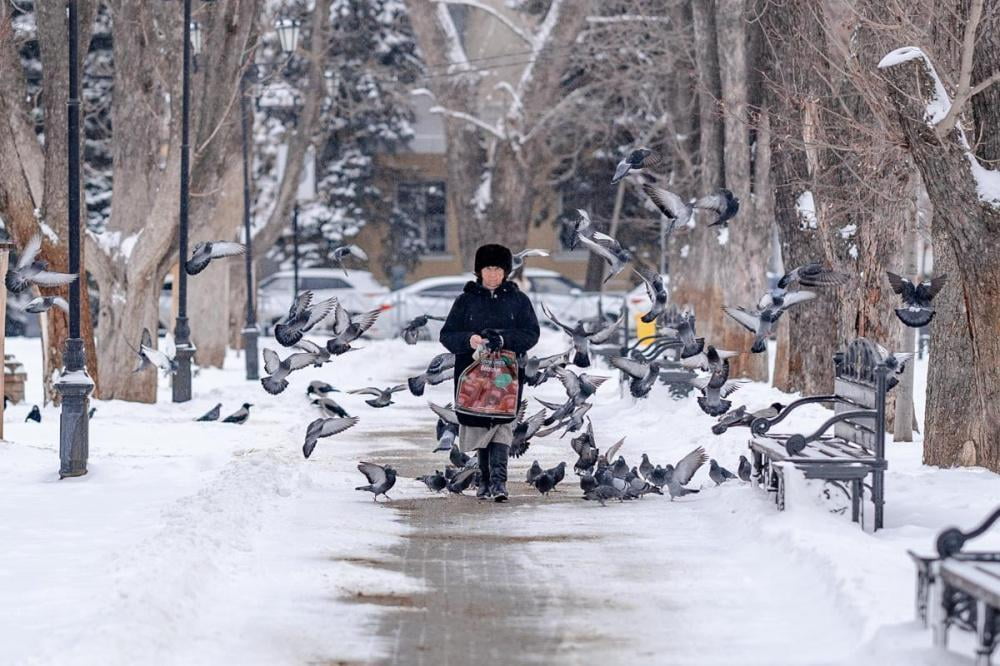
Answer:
(256, 268, 390, 337)
(381, 268, 627, 342)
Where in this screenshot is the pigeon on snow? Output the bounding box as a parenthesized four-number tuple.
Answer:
(222, 402, 253, 424)
(196, 402, 222, 422)
(355, 461, 396, 501)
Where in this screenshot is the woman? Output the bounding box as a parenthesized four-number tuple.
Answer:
(439, 244, 540, 502)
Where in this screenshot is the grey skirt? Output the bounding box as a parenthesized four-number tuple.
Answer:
(458, 422, 514, 452)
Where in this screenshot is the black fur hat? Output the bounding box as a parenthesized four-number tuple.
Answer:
(474, 243, 513, 276)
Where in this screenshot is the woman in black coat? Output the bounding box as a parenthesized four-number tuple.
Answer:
(439, 243, 540, 502)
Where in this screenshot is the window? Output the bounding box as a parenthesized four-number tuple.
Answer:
(398, 181, 447, 254)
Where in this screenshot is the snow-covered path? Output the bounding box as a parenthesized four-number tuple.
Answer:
(2, 332, 998, 664)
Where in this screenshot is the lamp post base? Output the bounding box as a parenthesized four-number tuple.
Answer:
(242, 326, 259, 380)
(172, 343, 196, 403)
(55, 349, 94, 479)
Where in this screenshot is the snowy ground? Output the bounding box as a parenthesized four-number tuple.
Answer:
(1, 330, 998, 665)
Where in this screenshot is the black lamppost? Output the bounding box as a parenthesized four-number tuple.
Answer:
(172, 2, 200, 402)
(56, 0, 93, 478)
(292, 201, 300, 294)
(238, 65, 259, 380)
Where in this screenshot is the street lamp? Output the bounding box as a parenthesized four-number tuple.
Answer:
(56, 0, 93, 478)
(238, 63, 259, 380)
(275, 17, 301, 55)
(172, 0, 198, 403)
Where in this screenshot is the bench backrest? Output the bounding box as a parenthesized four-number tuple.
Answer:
(832, 338, 889, 454)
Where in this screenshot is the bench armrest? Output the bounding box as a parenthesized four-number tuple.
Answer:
(750, 395, 842, 436)
(783, 409, 877, 455)
(936, 506, 1000, 558)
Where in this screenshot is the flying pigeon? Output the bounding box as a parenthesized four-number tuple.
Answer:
(417, 471, 448, 493)
(428, 401, 460, 453)
(694, 188, 740, 227)
(570, 420, 599, 474)
(709, 459, 737, 485)
(449, 443, 472, 469)
(348, 384, 406, 408)
(25, 296, 69, 314)
(5, 234, 77, 294)
(575, 211, 631, 283)
(302, 415, 359, 458)
(642, 182, 693, 233)
(711, 403, 784, 435)
(758, 262, 849, 312)
(331, 244, 368, 277)
(611, 147, 660, 184)
(510, 248, 550, 276)
(312, 396, 350, 418)
(689, 376, 748, 417)
(128, 327, 177, 375)
(662, 446, 708, 499)
(355, 461, 396, 501)
(610, 356, 663, 398)
(196, 402, 222, 422)
(632, 264, 668, 324)
(400, 314, 447, 345)
(407, 365, 454, 397)
(681, 346, 740, 388)
(260, 347, 318, 395)
(326, 303, 381, 355)
(541, 302, 622, 367)
(886, 271, 948, 328)
(25, 404, 41, 423)
(274, 291, 337, 347)
(222, 402, 253, 424)
(524, 349, 571, 387)
(292, 339, 331, 367)
(510, 408, 547, 458)
(723, 299, 811, 354)
(185, 241, 245, 275)
(425, 352, 456, 376)
(307, 380, 337, 397)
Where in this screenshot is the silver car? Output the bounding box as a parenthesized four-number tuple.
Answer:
(257, 268, 390, 337)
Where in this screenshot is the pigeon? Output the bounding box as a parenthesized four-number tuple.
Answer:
(307, 380, 337, 397)
(128, 327, 177, 375)
(647, 465, 669, 488)
(546, 461, 567, 488)
(25, 404, 41, 423)
(633, 264, 668, 324)
(738, 455, 752, 482)
(331, 244, 368, 277)
(292, 339, 331, 367)
(312, 396, 350, 418)
(274, 291, 337, 347)
(625, 469, 664, 498)
(543, 291, 627, 366)
(554, 366, 609, 406)
(429, 402, 460, 453)
(875, 343, 914, 375)
(417, 471, 448, 493)
(711, 403, 785, 435)
(302, 415, 359, 458)
(575, 211, 631, 283)
(583, 485, 625, 506)
(611, 456, 630, 480)
(642, 182, 693, 234)
(510, 408, 547, 458)
(348, 384, 406, 408)
(694, 188, 740, 227)
(689, 376, 748, 417)
(526, 461, 543, 484)
(532, 470, 557, 495)
(571, 420, 600, 474)
(355, 461, 396, 501)
(681, 346, 740, 388)
(709, 459, 737, 485)
(25, 296, 69, 314)
(510, 248, 550, 275)
(610, 356, 663, 399)
(407, 366, 454, 396)
(447, 467, 478, 494)
(425, 352, 456, 376)
(762, 262, 850, 310)
(5, 234, 78, 293)
(662, 446, 708, 500)
(538, 401, 592, 436)
(524, 349, 571, 387)
(184, 241, 245, 275)
(611, 147, 660, 184)
(260, 347, 317, 395)
(222, 402, 253, 424)
(673, 313, 704, 359)
(196, 402, 222, 422)
(579, 473, 599, 493)
(449, 443, 472, 469)
(639, 453, 655, 481)
(886, 271, 948, 328)
(401, 314, 447, 345)
(326, 303, 381, 355)
(723, 300, 810, 354)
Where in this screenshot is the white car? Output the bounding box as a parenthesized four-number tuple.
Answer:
(257, 268, 390, 337)
(381, 268, 627, 342)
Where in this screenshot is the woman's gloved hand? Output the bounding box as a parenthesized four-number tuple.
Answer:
(481, 328, 504, 352)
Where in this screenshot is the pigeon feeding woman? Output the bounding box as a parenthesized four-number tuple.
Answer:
(439, 244, 540, 502)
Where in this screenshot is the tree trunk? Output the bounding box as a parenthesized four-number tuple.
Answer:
(880, 50, 1000, 472)
(894, 198, 919, 442)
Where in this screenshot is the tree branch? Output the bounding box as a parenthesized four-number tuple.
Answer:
(434, 2, 471, 70)
(428, 104, 506, 140)
(430, 0, 534, 47)
(935, 0, 983, 138)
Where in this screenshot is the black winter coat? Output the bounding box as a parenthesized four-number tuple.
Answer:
(439, 280, 540, 427)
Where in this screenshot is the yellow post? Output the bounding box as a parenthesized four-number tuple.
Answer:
(634, 313, 656, 347)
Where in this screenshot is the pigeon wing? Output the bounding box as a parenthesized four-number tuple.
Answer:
(31, 270, 78, 286)
(348, 309, 382, 337)
(923, 274, 948, 299)
(357, 462, 387, 486)
(780, 290, 816, 308)
(693, 191, 725, 215)
(642, 183, 688, 223)
(388, 384, 408, 394)
(610, 356, 649, 380)
(588, 313, 624, 344)
(304, 297, 338, 330)
(604, 437, 625, 463)
(140, 327, 153, 349)
(17, 234, 43, 270)
(319, 416, 359, 437)
(262, 348, 281, 374)
(286, 352, 319, 371)
(141, 345, 174, 372)
(554, 366, 581, 397)
(208, 241, 246, 259)
(723, 306, 760, 332)
(576, 233, 617, 264)
(293, 339, 323, 355)
(673, 446, 708, 485)
(428, 401, 460, 424)
(540, 302, 575, 337)
(515, 248, 550, 259)
(885, 272, 915, 299)
(719, 379, 748, 398)
(523, 410, 547, 438)
(348, 387, 384, 396)
(347, 245, 368, 260)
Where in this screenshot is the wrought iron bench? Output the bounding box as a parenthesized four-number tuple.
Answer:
(909, 507, 1000, 665)
(747, 338, 893, 531)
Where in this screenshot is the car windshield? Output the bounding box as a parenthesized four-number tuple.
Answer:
(529, 276, 580, 295)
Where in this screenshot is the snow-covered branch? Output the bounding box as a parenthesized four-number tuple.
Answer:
(430, 0, 534, 47)
(493, 81, 523, 118)
(585, 15, 670, 24)
(935, 0, 983, 138)
(515, 0, 564, 99)
(434, 3, 471, 70)
(428, 105, 506, 140)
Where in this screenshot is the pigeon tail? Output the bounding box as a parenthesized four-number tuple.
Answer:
(184, 259, 208, 275)
(303, 440, 318, 459)
(274, 324, 303, 347)
(697, 396, 732, 417)
(407, 375, 426, 396)
(572, 351, 591, 368)
(261, 376, 289, 395)
(750, 337, 767, 354)
(894, 307, 934, 328)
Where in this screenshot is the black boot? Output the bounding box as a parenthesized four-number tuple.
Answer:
(489, 442, 509, 502)
(476, 447, 491, 499)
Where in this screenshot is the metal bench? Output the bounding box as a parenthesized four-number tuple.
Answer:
(909, 507, 1000, 665)
(747, 338, 893, 531)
